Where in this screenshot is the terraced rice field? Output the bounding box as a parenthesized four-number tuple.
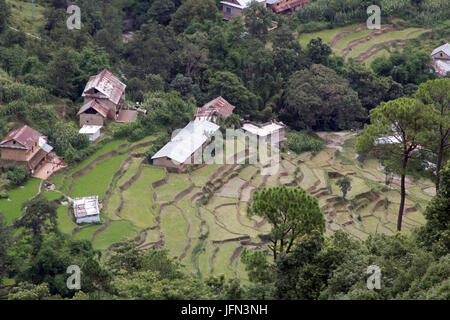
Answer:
(299, 23, 430, 64)
(4, 131, 435, 281)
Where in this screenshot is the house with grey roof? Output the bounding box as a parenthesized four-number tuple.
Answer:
(431, 43, 450, 76)
(152, 120, 220, 172)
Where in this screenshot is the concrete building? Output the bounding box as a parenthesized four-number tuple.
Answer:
(73, 196, 101, 224)
(152, 120, 220, 172)
(79, 125, 102, 142)
(242, 120, 286, 145)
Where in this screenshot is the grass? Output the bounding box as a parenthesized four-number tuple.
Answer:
(346, 28, 428, 60)
(72, 224, 101, 241)
(7, 0, 46, 36)
(298, 23, 360, 47)
(0, 178, 41, 224)
(56, 206, 76, 234)
(42, 190, 62, 201)
(159, 205, 189, 260)
(92, 220, 138, 251)
(120, 166, 165, 228)
(70, 154, 128, 200)
(154, 173, 191, 202)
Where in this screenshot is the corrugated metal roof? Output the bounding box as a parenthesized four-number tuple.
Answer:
(221, 0, 265, 9)
(431, 43, 450, 57)
(82, 69, 126, 105)
(0, 125, 42, 150)
(242, 121, 285, 137)
(39, 137, 53, 153)
(73, 196, 100, 218)
(77, 99, 110, 118)
(152, 121, 219, 164)
(196, 96, 235, 119)
(79, 125, 102, 134)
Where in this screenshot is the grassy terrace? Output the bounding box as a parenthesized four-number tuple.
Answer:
(299, 23, 429, 64)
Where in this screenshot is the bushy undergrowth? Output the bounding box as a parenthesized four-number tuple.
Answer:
(286, 130, 324, 155)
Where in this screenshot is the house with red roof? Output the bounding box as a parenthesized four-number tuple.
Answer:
(0, 125, 53, 173)
(78, 69, 126, 127)
(194, 97, 235, 123)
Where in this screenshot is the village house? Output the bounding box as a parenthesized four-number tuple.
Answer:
(152, 120, 220, 172)
(221, 0, 308, 19)
(78, 69, 127, 127)
(0, 125, 53, 174)
(73, 196, 101, 224)
(431, 43, 450, 77)
(221, 0, 266, 20)
(266, 0, 310, 14)
(194, 97, 235, 123)
(242, 120, 286, 146)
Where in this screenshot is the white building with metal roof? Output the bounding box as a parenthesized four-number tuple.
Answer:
(152, 120, 220, 171)
(79, 125, 102, 141)
(73, 196, 101, 224)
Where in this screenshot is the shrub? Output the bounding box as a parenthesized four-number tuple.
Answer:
(5, 165, 30, 186)
(286, 130, 323, 155)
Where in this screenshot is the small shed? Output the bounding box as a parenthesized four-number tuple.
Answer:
(73, 196, 101, 224)
(79, 125, 102, 141)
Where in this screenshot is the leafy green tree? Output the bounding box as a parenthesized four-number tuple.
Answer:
(81, 257, 112, 299)
(170, 74, 199, 99)
(247, 186, 325, 261)
(125, 21, 179, 80)
(0, 212, 12, 285)
(417, 162, 450, 257)
(307, 38, 332, 65)
(356, 98, 433, 231)
(5, 165, 30, 186)
(415, 78, 450, 190)
(0, 0, 10, 33)
(283, 64, 365, 131)
(336, 176, 352, 200)
(170, 0, 218, 34)
(7, 282, 52, 300)
(242, 1, 276, 37)
(46, 47, 81, 100)
(16, 197, 58, 252)
(207, 71, 258, 117)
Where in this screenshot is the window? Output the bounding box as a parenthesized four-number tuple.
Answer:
(226, 7, 231, 13)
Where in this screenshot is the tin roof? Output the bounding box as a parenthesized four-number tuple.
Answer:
(195, 97, 235, 119)
(77, 99, 110, 118)
(0, 125, 42, 150)
(221, 0, 265, 9)
(431, 43, 450, 57)
(152, 120, 220, 164)
(242, 121, 285, 137)
(79, 125, 102, 135)
(82, 69, 126, 105)
(73, 196, 100, 218)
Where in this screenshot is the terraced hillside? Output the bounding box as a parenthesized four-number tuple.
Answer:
(1, 132, 435, 281)
(299, 23, 429, 64)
